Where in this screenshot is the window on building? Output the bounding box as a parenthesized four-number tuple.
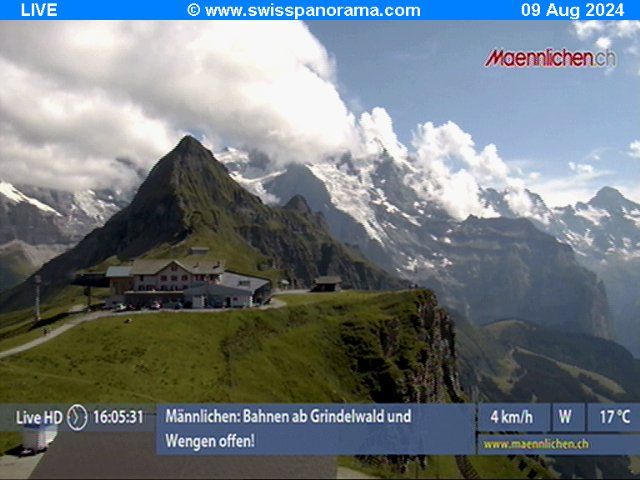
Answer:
(182, 275, 188, 281)
(183, 285, 188, 290)
(161, 275, 167, 281)
(139, 275, 144, 281)
(171, 275, 177, 281)
(171, 265, 177, 271)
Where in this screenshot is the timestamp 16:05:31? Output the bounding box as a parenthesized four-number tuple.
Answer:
(92, 409, 146, 425)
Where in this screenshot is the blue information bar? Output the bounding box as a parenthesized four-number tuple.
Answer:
(588, 404, 640, 432)
(552, 403, 586, 432)
(479, 434, 640, 456)
(0, 0, 639, 20)
(478, 404, 551, 433)
(156, 404, 476, 455)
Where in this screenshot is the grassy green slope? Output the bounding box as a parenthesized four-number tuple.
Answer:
(456, 319, 640, 480)
(0, 291, 544, 479)
(482, 319, 640, 402)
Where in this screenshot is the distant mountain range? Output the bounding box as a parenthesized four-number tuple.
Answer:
(2, 140, 639, 355)
(0, 137, 401, 313)
(482, 185, 640, 355)
(0, 181, 130, 290)
(220, 148, 615, 340)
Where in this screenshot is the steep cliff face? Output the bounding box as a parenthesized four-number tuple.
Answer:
(424, 217, 613, 339)
(339, 290, 462, 404)
(338, 289, 466, 476)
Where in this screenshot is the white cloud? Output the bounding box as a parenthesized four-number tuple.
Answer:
(574, 20, 640, 73)
(406, 121, 532, 220)
(574, 21, 605, 40)
(574, 20, 640, 41)
(0, 20, 622, 223)
(0, 21, 537, 223)
(530, 162, 612, 207)
(596, 36, 612, 49)
(568, 161, 595, 176)
(504, 178, 535, 218)
(0, 21, 359, 190)
(411, 121, 509, 183)
(629, 140, 640, 159)
(358, 107, 407, 161)
(615, 20, 640, 38)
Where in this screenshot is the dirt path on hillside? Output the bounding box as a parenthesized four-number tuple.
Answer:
(0, 298, 287, 360)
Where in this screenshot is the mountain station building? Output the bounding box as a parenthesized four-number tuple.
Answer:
(105, 259, 271, 309)
(311, 276, 342, 292)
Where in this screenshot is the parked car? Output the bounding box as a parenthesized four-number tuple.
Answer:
(174, 301, 183, 310)
(149, 301, 162, 310)
(113, 304, 127, 312)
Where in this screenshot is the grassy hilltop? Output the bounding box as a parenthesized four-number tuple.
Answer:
(0, 290, 551, 479)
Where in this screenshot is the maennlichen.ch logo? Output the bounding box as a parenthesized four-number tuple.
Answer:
(485, 47, 617, 68)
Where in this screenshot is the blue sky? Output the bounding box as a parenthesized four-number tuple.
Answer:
(309, 21, 640, 206)
(0, 21, 637, 208)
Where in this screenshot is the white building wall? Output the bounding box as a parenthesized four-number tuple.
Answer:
(192, 296, 206, 309)
(230, 294, 252, 308)
(132, 263, 192, 291)
(132, 262, 220, 291)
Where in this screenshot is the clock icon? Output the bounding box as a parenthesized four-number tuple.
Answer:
(66, 404, 89, 432)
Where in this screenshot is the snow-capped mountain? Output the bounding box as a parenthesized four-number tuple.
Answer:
(15, 184, 131, 242)
(218, 148, 613, 341)
(482, 185, 640, 262)
(3, 143, 637, 354)
(482, 185, 640, 356)
(220, 147, 640, 354)
(0, 180, 132, 290)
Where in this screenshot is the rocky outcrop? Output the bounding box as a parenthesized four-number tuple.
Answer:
(340, 290, 462, 404)
(339, 289, 463, 475)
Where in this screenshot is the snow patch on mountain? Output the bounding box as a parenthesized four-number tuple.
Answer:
(0, 181, 59, 215)
(623, 209, 640, 228)
(72, 190, 118, 222)
(572, 204, 610, 225)
(232, 171, 283, 205)
(308, 161, 388, 243)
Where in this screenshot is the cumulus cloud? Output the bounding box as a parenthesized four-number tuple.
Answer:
(405, 121, 534, 220)
(412, 121, 509, 182)
(1, 21, 601, 223)
(568, 161, 595, 176)
(529, 161, 612, 207)
(574, 20, 640, 42)
(629, 140, 640, 159)
(596, 36, 612, 49)
(573, 20, 640, 73)
(358, 107, 407, 161)
(0, 21, 359, 190)
(574, 20, 606, 40)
